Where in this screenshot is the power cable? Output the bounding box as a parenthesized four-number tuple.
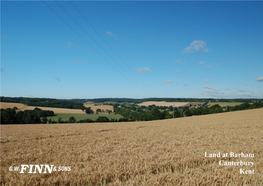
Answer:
(68, 0, 156, 97)
(42, 0, 152, 97)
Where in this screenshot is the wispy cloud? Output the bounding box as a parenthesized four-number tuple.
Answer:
(239, 89, 248, 92)
(54, 77, 60, 81)
(106, 31, 118, 40)
(182, 40, 209, 54)
(174, 81, 178, 85)
(135, 67, 152, 74)
(204, 79, 211, 83)
(68, 42, 73, 46)
(183, 82, 188, 86)
(164, 80, 173, 83)
(204, 86, 219, 94)
(0, 68, 3, 72)
(2, 35, 6, 39)
(206, 65, 212, 69)
(199, 61, 204, 65)
(256, 76, 263, 82)
(174, 59, 186, 65)
(73, 59, 84, 64)
(175, 69, 181, 72)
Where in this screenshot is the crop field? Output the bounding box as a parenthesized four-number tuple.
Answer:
(46, 113, 123, 122)
(84, 102, 114, 112)
(0, 102, 85, 114)
(137, 101, 189, 107)
(207, 102, 244, 107)
(1, 108, 262, 185)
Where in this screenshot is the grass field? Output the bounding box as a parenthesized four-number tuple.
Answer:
(207, 101, 244, 107)
(46, 113, 123, 122)
(137, 101, 189, 107)
(1, 108, 262, 185)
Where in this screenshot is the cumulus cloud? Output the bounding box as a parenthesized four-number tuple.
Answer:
(204, 79, 211, 83)
(164, 80, 173, 83)
(256, 76, 263, 82)
(183, 82, 188, 86)
(199, 61, 204, 65)
(54, 77, 60, 81)
(73, 59, 84, 64)
(175, 69, 181, 72)
(135, 67, 152, 74)
(182, 40, 209, 54)
(106, 31, 118, 40)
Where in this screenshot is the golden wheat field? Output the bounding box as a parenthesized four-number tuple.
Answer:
(137, 101, 189, 107)
(1, 108, 263, 185)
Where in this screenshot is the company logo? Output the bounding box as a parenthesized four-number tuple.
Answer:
(9, 165, 71, 173)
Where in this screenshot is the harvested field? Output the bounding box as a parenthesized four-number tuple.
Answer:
(1, 102, 85, 114)
(1, 108, 262, 185)
(183, 102, 205, 107)
(84, 102, 114, 112)
(137, 101, 189, 107)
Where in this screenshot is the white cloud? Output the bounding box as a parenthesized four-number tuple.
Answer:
(106, 31, 118, 40)
(175, 69, 181, 72)
(182, 40, 209, 54)
(256, 76, 263, 82)
(73, 59, 84, 64)
(135, 67, 152, 74)
(2, 35, 6, 39)
(68, 42, 73, 46)
(204, 79, 211, 83)
(183, 82, 188, 86)
(0, 68, 3, 72)
(54, 77, 60, 81)
(174, 81, 178, 85)
(164, 80, 173, 83)
(199, 61, 204, 65)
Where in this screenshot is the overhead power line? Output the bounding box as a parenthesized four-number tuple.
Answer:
(69, 0, 156, 97)
(54, 0, 154, 97)
(42, 0, 152, 97)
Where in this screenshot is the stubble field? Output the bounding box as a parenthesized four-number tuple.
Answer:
(1, 108, 262, 185)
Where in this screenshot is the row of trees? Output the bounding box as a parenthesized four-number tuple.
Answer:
(1, 107, 54, 124)
(41, 116, 129, 124)
(1, 97, 86, 110)
(184, 102, 263, 117)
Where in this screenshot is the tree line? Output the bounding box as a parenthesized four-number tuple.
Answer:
(1, 107, 54, 124)
(1, 97, 86, 110)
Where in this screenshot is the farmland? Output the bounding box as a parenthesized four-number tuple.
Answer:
(84, 102, 114, 112)
(137, 101, 189, 107)
(1, 108, 262, 185)
(207, 102, 244, 107)
(0, 102, 85, 114)
(46, 113, 123, 122)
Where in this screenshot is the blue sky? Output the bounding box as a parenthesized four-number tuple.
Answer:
(1, 1, 263, 99)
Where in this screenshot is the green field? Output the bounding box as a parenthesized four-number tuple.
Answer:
(207, 102, 244, 107)
(46, 113, 123, 122)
